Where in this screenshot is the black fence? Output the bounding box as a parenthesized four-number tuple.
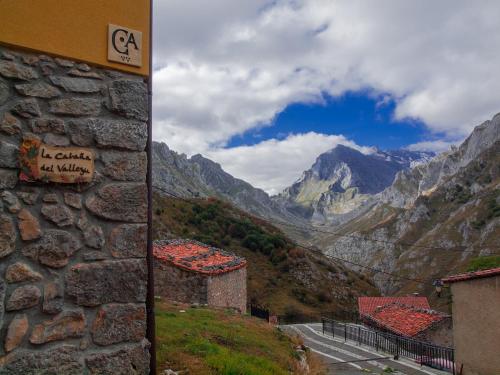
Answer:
(321, 317, 455, 374)
(249, 305, 270, 321)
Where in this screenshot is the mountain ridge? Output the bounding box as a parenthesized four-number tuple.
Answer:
(152, 142, 304, 225)
(275, 144, 433, 223)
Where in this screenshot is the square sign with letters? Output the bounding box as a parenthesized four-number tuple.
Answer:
(108, 24, 142, 67)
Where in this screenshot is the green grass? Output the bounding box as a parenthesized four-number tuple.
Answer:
(466, 255, 500, 272)
(155, 302, 320, 375)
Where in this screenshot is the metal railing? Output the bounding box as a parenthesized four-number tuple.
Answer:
(321, 317, 455, 374)
(249, 304, 270, 321)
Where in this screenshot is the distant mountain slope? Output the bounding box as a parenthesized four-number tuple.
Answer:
(381, 113, 500, 208)
(275, 145, 433, 223)
(152, 142, 213, 198)
(314, 114, 500, 303)
(152, 142, 302, 224)
(153, 193, 378, 319)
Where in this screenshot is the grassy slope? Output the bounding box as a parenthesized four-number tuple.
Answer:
(155, 302, 326, 375)
(466, 255, 500, 271)
(153, 194, 378, 320)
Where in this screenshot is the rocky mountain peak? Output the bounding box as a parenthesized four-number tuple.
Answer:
(278, 143, 433, 222)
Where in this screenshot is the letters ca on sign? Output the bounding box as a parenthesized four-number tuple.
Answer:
(108, 24, 142, 67)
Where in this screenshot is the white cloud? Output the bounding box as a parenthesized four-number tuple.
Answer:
(206, 132, 372, 195)
(152, 0, 500, 187)
(406, 139, 462, 153)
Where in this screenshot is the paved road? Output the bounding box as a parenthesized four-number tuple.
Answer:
(282, 323, 449, 375)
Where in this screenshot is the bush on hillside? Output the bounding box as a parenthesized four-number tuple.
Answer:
(467, 255, 500, 272)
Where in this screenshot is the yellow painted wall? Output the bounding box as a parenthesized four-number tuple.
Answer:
(0, 0, 150, 76)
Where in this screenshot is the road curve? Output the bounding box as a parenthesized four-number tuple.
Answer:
(281, 323, 449, 375)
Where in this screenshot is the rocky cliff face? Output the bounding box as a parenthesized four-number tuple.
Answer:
(381, 113, 500, 208)
(276, 144, 433, 223)
(152, 142, 212, 198)
(313, 114, 500, 299)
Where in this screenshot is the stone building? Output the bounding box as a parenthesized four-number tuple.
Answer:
(154, 240, 247, 313)
(0, 44, 150, 373)
(358, 297, 452, 347)
(442, 267, 500, 375)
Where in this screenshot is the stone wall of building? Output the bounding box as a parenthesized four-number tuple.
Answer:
(416, 318, 453, 347)
(207, 267, 246, 314)
(0, 46, 150, 374)
(449, 276, 500, 375)
(154, 260, 247, 313)
(154, 261, 208, 305)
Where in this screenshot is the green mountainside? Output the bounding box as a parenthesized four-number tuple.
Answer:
(153, 193, 377, 321)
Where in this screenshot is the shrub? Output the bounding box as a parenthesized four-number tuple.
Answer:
(228, 223, 246, 239)
(270, 250, 287, 265)
(317, 290, 332, 303)
(467, 255, 500, 272)
(288, 248, 305, 259)
(242, 234, 261, 252)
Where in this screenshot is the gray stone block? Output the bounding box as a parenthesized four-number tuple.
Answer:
(0, 140, 19, 168)
(109, 79, 148, 121)
(0, 169, 18, 189)
(49, 98, 101, 116)
(22, 229, 81, 268)
(0, 60, 38, 81)
(85, 341, 150, 375)
(11, 99, 41, 118)
(0, 213, 16, 259)
(0, 345, 83, 374)
(91, 303, 146, 345)
(101, 151, 147, 181)
(15, 82, 60, 98)
(86, 183, 147, 222)
(49, 76, 101, 93)
(109, 224, 147, 258)
(65, 260, 147, 306)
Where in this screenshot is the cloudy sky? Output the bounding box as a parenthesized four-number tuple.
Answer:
(152, 0, 500, 195)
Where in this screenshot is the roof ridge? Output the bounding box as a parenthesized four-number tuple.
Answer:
(442, 267, 500, 283)
(375, 302, 450, 318)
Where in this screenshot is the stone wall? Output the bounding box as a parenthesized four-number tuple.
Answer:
(416, 318, 453, 347)
(207, 267, 246, 313)
(449, 276, 500, 375)
(154, 261, 208, 305)
(0, 46, 150, 374)
(154, 260, 247, 313)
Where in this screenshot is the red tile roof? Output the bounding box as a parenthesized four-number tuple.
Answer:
(368, 303, 449, 337)
(442, 267, 500, 284)
(358, 296, 430, 316)
(153, 239, 246, 275)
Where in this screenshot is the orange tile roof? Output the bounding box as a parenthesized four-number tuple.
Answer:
(367, 303, 449, 337)
(442, 267, 500, 283)
(153, 239, 246, 275)
(358, 296, 430, 316)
